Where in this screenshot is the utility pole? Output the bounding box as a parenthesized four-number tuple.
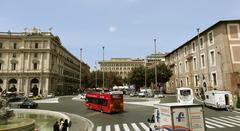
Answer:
(154, 39, 158, 91)
(95, 61, 98, 89)
(80, 48, 82, 93)
(102, 46, 105, 93)
(145, 57, 147, 88)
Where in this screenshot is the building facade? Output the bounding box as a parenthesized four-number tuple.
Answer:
(165, 20, 240, 95)
(0, 27, 90, 97)
(98, 58, 145, 78)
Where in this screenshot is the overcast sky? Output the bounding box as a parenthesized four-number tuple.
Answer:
(1, 0, 240, 69)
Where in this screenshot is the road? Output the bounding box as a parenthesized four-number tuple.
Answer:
(37, 95, 240, 131)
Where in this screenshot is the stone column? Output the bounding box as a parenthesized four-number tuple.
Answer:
(3, 78, 7, 91)
(38, 77, 41, 96)
(45, 77, 49, 97)
(25, 78, 29, 97)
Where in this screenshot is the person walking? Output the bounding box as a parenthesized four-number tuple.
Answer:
(59, 118, 64, 131)
(62, 119, 69, 131)
(53, 121, 60, 131)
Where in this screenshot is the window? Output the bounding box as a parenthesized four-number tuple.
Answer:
(227, 24, 240, 40)
(0, 42, 2, 48)
(200, 37, 204, 49)
(13, 53, 16, 58)
(13, 43, 17, 49)
(35, 43, 39, 48)
(208, 31, 214, 45)
(33, 63, 38, 70)
(212, 72, 217, 86)
(200, 54, 205, 68)
(180, 80, 183, 87)
(185, 60, 188, 72)
(192, 42, 196, 52)
(12, 63, 16, 70)
(186, 77, 189, 86)
(193, 57, 197, 70)
(194, 75, 199, 87)
(0, 53, 2, 58)
(209, 50, 215, 66)
(179, 62, 182, 73)
(0, 63, 2, 70)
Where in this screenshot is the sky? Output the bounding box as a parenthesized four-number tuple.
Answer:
(1, 0, 240, 69)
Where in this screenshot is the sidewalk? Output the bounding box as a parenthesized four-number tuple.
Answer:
(65, 112, 93, 131)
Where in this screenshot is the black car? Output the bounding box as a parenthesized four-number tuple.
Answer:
(8, 95, 27, 102)
(19, 99, 38, 109)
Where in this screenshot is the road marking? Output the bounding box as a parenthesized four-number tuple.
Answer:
(96, 126, 102, 131)
(220, 117, 240, 123)
(131, 123, 141, 131)
(205, 121, 224, 128)
(206, 118, 235, 127)
(206, 125, 215, 129)
(106, 125, 111, 131)
(123, 123, 130, 131)
(139, 122, 149, 131)
(114, 124, 120, 131)
(211, 117, 240, 126)
(228, 116, 240, 121)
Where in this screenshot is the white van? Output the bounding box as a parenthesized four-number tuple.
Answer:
(177, 87, 194, 104)
(204, 90, 233, 109)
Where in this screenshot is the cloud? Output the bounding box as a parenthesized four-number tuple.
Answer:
(109, 26, 117, 33)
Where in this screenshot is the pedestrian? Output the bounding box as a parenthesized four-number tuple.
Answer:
(59, 118, 64, 131)
(53, 121, 59, 131)
(62, 119, 69, 131)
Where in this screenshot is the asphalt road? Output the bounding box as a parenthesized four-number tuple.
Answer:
(37, 95, 240, 131)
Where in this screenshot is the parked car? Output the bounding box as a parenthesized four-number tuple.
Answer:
(138, 92, 146, 97)
(8, 95, 27, 102)
(19, 99, 38, 109)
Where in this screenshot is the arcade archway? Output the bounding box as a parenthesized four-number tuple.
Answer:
(31, 78, 39, 97)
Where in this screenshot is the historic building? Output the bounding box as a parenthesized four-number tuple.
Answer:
(0, 27, 90, 97)
(165, 20, 240, 95)
(98, 58, 145, 78)
(146, 52, 168, 68)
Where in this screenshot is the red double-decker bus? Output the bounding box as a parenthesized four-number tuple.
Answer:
(85, 91, 124, 113)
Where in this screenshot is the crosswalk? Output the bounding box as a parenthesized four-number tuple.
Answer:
(94, 115, 240, 131)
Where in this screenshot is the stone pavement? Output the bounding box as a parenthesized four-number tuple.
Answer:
(65, 112, 93, 131)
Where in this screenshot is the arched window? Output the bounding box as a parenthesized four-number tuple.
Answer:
(12, 63, 16, 70)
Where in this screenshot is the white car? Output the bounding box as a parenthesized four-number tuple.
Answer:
(78, 94, 86, 99)
(138, 92, 146, 97)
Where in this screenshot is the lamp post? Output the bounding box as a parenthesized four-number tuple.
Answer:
(95, 61, 98, 89)
(154, 39, 158, 91)
(80, 48, 82, 92)
(102, 46, 105, 92)
(145, 57, 147, 89)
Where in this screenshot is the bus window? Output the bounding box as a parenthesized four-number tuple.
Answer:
(99, 99, 108, 106)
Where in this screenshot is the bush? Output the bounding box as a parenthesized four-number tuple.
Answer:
(237, 97, 240, 108)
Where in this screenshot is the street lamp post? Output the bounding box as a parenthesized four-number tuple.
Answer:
(95, 61, 98, 89)
(154, 39, 158, 91)
(80, 48, 82, 92)
(145, 57, 147, 89)
(102, 46, 105, 92)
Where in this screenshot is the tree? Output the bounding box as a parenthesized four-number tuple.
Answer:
(127, 63, 173, 92)
(128, 66, 145, 91)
